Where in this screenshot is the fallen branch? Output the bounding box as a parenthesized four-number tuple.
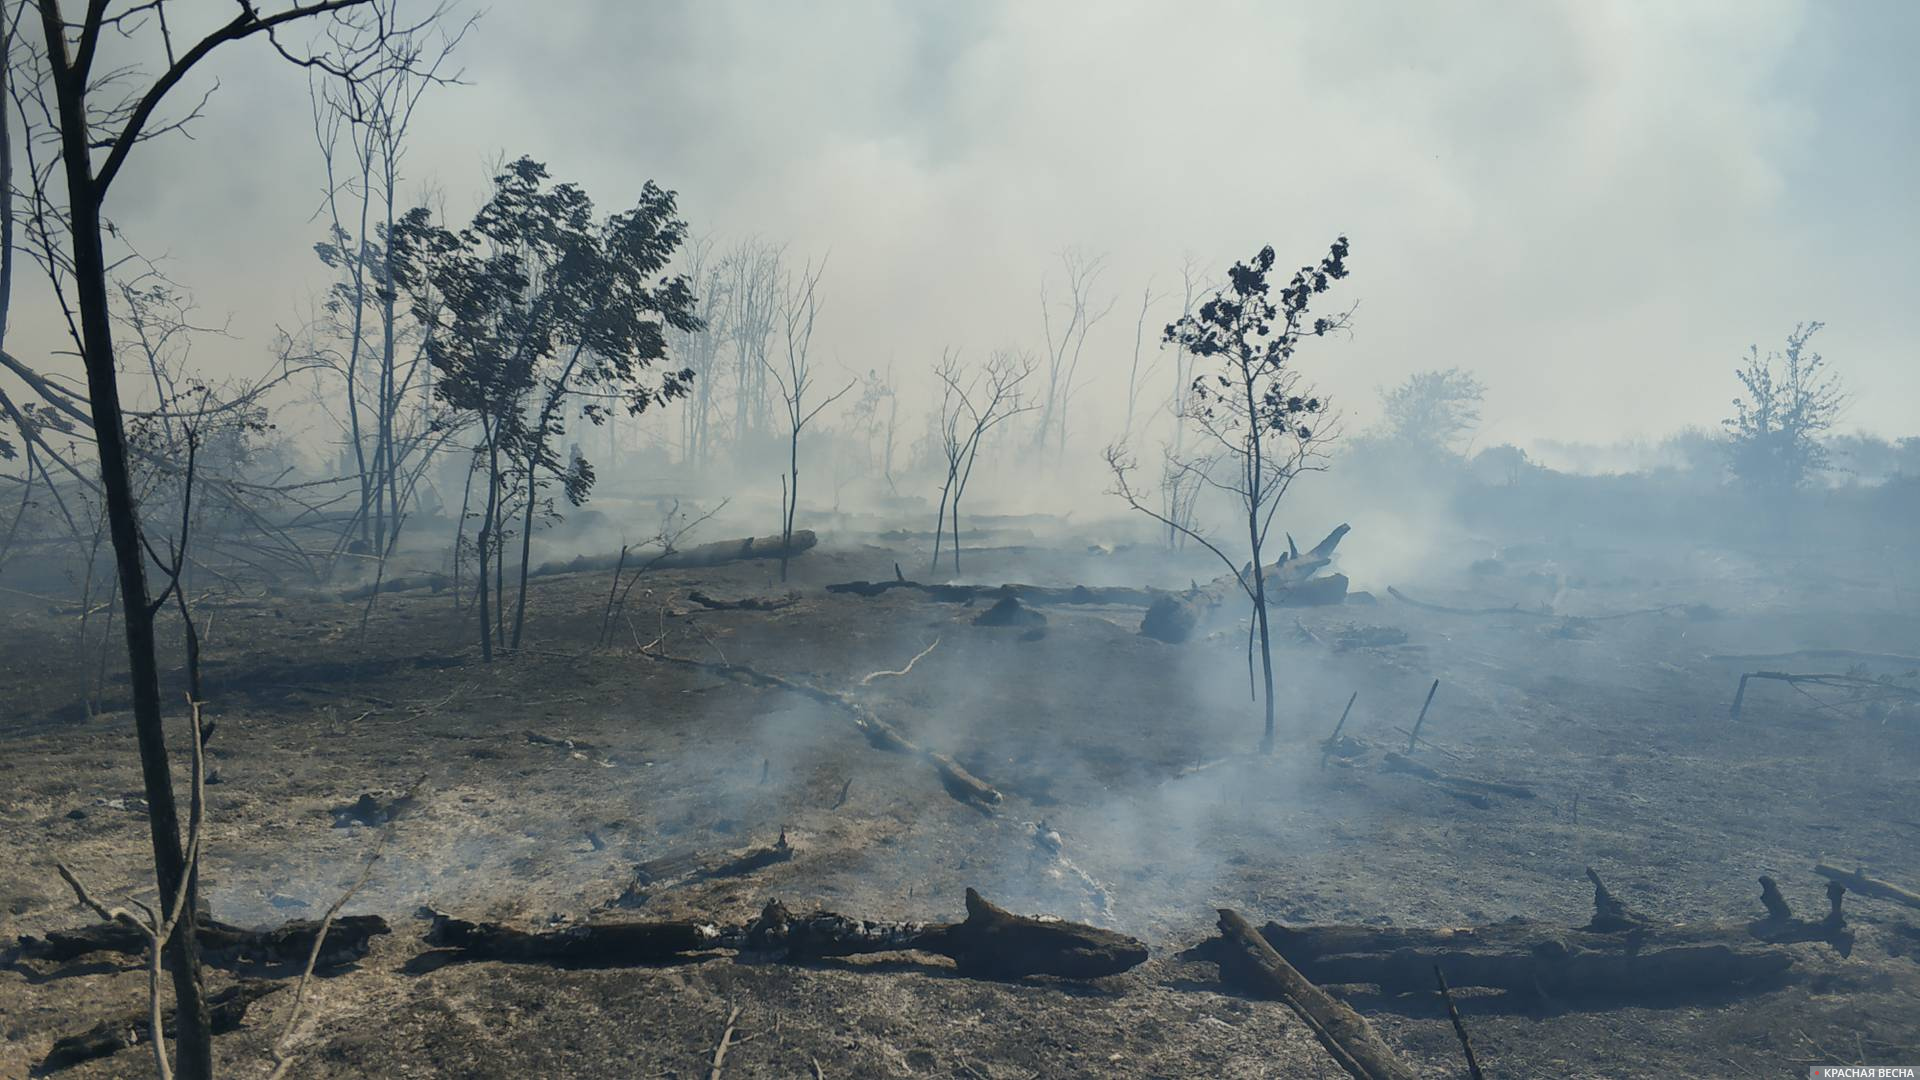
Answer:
(1812, 862, 1920, 912)
(1729, 670, 1920, 720)
(1379, 751, 1536, 804)
(858, 637, 940, 686)
(1204, 908, 1418, 1080)
(1387, 586, 1681, 622)
(1708, 649, 1920, 669)
(1434, 965, 1486, 1080)
(688, 590, 799, 612)
(708, 1004, 742, 1080)
(609, 833, 796, 909)
(640, 648, 1002, 807)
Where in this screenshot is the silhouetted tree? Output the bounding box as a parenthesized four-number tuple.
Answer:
(1376, 368, 1485, 455)
(1109, 238, 1353, 753)
(394, 157, 699, 659)
(18, 3, 428, 1074)
(1724, 322, 1843, 492)
(765, 258, 852, 582)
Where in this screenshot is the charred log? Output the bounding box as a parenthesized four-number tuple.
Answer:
(1141, 525, 1351, 644)
(38, 982, 282, 1074)
(426, 890, 1148, 981)
(1217, 874, 1853, 1000)
(1203, 908, 1418, 1080)
(19, 915, 389, 970)
(422, 911, 722, 966)
(687, 590, 799, 612)
(825, 579, 1161, 606)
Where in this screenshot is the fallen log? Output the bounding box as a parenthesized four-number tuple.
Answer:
(38, 982, 283, 1074)
(1142, 524, 1351, 644)
(424, 910, 723, 965)
(543, 531, 817, 576)
(1729, 670, 1920, 720)
(1708, 649, 1920, 670)
(19, 914, 390, 970)
(1813, 862, 1920, 912)
(1386, 586, 1681, 623)
(1379, 751, 1536, 803)
(1205, 908, 1418, 1080)
(610, 833, 796, 908)
(687, 590, 799, 612)
(427, 890, 1147, 980)
(640, 649, 1002, 807)
(825, 579, 1161, 606)
(338, 532, 819, 602)
(1231, 873, 1852, 1000)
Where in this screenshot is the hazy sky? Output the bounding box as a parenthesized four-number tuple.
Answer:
(13, 0, 1918, 451)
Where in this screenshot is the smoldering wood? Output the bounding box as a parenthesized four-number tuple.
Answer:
(1140, 524, 1352, 644)
(428, 890, 1147, 980)
(640, 649, 1003, 807)
(1813, 862, 1920, 911)
(610, 833, 796, 909)
(1213, 873, 1856, 1001)
(38, 982, 283, 1074)
(19, 915, 391, 970)
(972, 593, 1045, 627)
(336, 531, 820, 602)
(1203, 908, 1419, 1080)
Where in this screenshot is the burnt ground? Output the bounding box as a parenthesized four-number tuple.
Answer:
(2, 528, 1918, 1079)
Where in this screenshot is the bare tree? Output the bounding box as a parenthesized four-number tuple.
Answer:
(932, 347, 1034, 574)
(672, 234, 729, 468)
(723, 237, 782, 458)
(1034, 248, 1114, 462)
(1107, 238, 1354, 753)
(14, 6, 434, 1072)
(764, 258, 852, 582)
(305, 4, 471, 565)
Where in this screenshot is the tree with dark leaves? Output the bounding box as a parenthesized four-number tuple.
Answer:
(1109, 238, 1353, 752)
(394, 157, 701, 660)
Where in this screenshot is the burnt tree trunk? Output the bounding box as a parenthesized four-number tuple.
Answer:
(35, 6, 213, 1073)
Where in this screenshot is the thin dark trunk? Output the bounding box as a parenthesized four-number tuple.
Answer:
(511, 458, 535, 649)
(36, 4, 214, 1073)
(476, 433, 497, 663)
(780, 430, 798, 582)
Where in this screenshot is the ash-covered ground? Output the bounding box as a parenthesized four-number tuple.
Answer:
(3, 511, 1918, 1079)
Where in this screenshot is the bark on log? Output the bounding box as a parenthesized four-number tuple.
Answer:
(426, 890, 1148, 980)
(19, 915, 390, 970)
(38, 982, 282, 1074)
(1206, 908, 1419, 1080)
(1233, 875, 1853, 999)
(1141, 525, 1352, 644)
(423, 911, 723, 965)
(1813, 862, 1920, 911)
